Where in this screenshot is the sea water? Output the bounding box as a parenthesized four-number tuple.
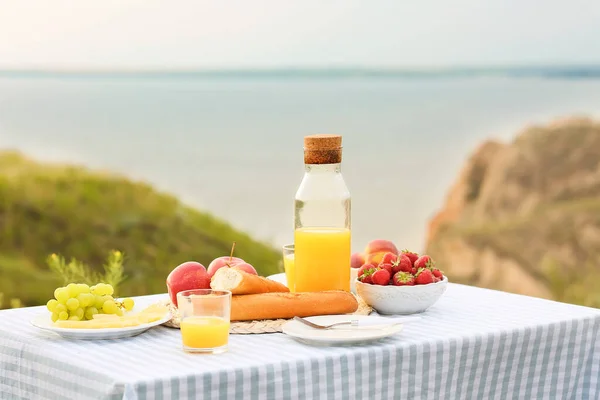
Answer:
(1, 73, 600, 251)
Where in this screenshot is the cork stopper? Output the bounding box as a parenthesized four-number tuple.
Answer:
(303, 134, 343, 164)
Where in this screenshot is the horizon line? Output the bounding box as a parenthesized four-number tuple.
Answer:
(1, 63, 600, 74)
(1, 65, 600, 81)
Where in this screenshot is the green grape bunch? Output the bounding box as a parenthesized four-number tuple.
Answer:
(46, 282, 135, 323)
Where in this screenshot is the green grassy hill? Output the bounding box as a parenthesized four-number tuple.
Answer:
(0, 150, 282, 308)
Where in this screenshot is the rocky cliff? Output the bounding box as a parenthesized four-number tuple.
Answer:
(426, 117, 600, 307)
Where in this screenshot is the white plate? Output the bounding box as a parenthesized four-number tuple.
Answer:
(31, 300, 171, 340)
(281, 314, 403, 346)
(267, 273, 287, 286)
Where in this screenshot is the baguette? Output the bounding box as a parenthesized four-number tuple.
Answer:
(230, 291, 358, 321)
(211, 268, 289, 295)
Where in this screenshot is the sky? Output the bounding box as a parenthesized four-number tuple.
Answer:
(1, 0, 600, 70)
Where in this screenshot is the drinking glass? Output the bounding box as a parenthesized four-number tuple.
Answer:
(176, 289, 231, 354)
(282, 244, 295, 293)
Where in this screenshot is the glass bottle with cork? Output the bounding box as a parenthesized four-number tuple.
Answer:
(294, 134, 351, 292)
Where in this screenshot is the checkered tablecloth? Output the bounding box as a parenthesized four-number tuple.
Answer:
(1, 283, 599, 400)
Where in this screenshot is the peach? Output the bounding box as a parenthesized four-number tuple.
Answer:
(364, 239, 398, 265)
(166, 261, 211, 307)
(207, 256, 245, 278)
(350, 252, 365, 269)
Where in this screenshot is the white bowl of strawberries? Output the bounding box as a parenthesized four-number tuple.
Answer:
(354, 249, 448, 315)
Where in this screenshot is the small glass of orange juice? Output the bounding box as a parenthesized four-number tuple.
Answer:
(282, 244, 295, 293)
(177, 289, 231, 354)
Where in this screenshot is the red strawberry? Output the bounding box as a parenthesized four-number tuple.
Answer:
(371, 268, 391, 285)
(378, 262, 394, 276)
(362, 274, 374, 284)
(401, 249, 419, 266)
(380, 252, 399, 266)
(357, 263, 377, 281)
(414, 255, 435, 270)
(392, 271, 415, 286)
(411, 267, 417, 275)
(392, 254, 413, 274)
(432, 276, 440, 283)
(415, 268, 434, 285)
(432, 268, 444, 280)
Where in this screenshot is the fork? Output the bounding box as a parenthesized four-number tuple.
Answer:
(293, 315, 421, 330)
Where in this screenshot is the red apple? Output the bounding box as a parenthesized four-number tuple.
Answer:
(207, 256, 245, 278)
(166, 261, 211, 307)
(232, 262, 258, 275)
(350, 252, 365, 269)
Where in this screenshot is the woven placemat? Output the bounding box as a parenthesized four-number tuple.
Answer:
(161, 294, 372, 334)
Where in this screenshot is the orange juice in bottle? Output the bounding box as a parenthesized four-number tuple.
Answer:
(294, 134, 351, 292)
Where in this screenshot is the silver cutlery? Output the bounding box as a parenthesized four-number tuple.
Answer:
(293, 315, 421, 330)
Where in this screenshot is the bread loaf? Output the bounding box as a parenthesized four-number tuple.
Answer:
(230, 291, 358, 321)
(211, 268, 289, 295)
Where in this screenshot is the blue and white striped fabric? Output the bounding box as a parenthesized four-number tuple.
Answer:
(1, 284, 599, 400)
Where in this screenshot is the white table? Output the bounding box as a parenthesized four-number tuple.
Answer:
(1, 283, 599, 399)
